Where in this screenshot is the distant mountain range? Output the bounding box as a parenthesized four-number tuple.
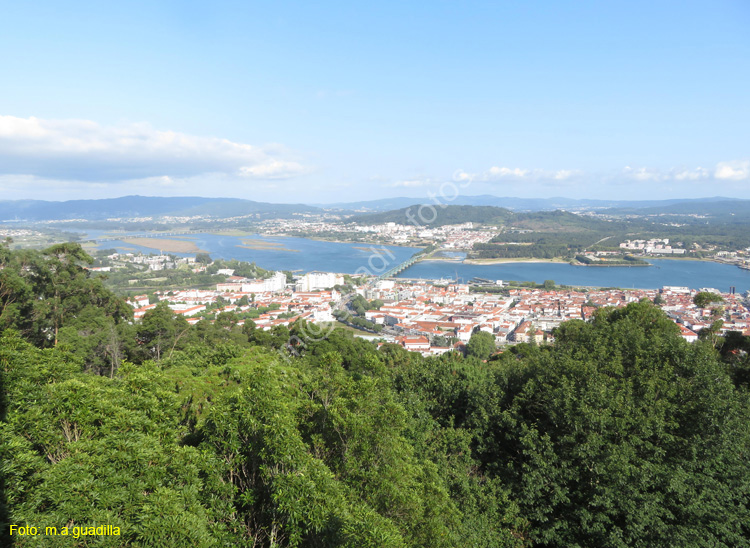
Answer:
(321, 195, 740, 212)
(1, 194, 748, 223)
(605, 199, 750, 220)
(0, 196, 322, 222)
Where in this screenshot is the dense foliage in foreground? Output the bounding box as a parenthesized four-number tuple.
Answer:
(2, 243, 750, 547)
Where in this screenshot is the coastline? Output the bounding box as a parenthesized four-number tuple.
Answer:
(420, 257, 465, 262)
(268, 233, 422, 249)
(641, 256, 750, 270)
(463, 258, 568, 265)
(572, 263, 651, 268)
(462, 255, 744, 268)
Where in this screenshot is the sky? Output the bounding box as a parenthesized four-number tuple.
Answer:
(0, 0, 748, 204)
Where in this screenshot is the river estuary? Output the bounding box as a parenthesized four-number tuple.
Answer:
(88, 232, 750, 292)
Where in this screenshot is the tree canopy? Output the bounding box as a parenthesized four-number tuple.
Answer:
(466, 330, 496, 360)
(2, 245, 750, 547)
(693, 291, 724, 308)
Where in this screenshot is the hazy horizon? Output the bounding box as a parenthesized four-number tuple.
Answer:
(1, 193, 748, 208)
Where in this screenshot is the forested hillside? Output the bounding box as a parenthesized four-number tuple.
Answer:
(2, 241, 750, 547)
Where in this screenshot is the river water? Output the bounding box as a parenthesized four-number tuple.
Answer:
(90, 232, 421, 275)
(87, 231, 750, 292)
(396, 258, 750, 292)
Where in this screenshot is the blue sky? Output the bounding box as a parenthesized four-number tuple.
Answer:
(1, 0, 748, 203)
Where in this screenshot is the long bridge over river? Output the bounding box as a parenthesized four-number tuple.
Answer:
(375, 253, 424, 281)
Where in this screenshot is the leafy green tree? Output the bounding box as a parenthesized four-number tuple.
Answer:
(466, 331, 495, 360)
(195, 252, 212, 265)
(0, 241, 34, 335)
(717, 330, 750, 388)
(431, 334, 458, 347)
(57, 309, 130, 377)
(1, 242, 130, 354)
(214, 311, 239, 331)
(0, 332, 235, 547)
(137, 302, 192, 361)
(199, 355, 404, 546)
(242, 319, 257, 336)
(476, 301, 750, 546)
(698, 318, 725, 347)
(197, 349, 465, 547)
(693, 291, 724, 308)
(431, 335, 449, 347)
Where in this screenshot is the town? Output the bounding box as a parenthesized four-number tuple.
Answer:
(7, 207, 750, 270)
(125, 259, 750, 357)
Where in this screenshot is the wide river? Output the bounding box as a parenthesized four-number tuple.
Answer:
(396, 258, 750, 292)
(89, 232, 421, 275)
(88, 232, 750, 292)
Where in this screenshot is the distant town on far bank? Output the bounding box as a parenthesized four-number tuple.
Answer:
(2, 193, 750, 356)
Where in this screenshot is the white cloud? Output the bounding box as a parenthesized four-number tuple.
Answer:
(553, 169, 580, 180)
(623, 162, 746, 183)
(239, 159, 308, 179)
(384, 161, 746, 201)
(674, 167, 709, 181)
(0, 115, 310, 182)
(487, 166, 530, 178)
(454, 166, 581, 183)
(714, 161, 750, 181)
(623, 166, 666, 182)
(452, 170, 472, 183)
(388, 178, 433, 188)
